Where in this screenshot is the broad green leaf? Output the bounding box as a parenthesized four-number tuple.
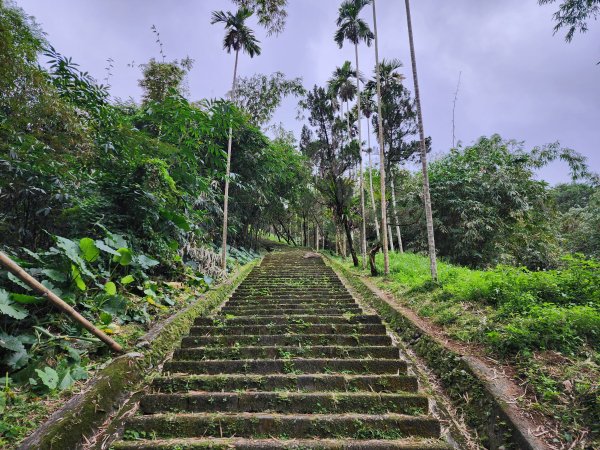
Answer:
(160, 209, 191, 231)
(11, 293, 43, 304)
(71, 265, 87, 291)
(55, 235, 96, 279)
(35, 367, 59, 391)
(105, 231, 128, 249)
(100, 311, 112, 325)
(0, 391, 6, 414)
(120, 275, 135, 285)
(7, 272, 32, 291)
(59, 370, 75, 390)
(100, 296, 128, 316)
(113, 248, 132, 266)
(0, 290, 28, 320)
(6, 347, 29, 370)
(0, 332, 25, 352)
(104, 281, 117, 295)
(79, 237, 100, 262)
(41, 269, 67, 282)
(95, 239, 120, 255)
(135, 254, 159, 269)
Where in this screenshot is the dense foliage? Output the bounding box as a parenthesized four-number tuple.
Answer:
(0, 3, 310, 444)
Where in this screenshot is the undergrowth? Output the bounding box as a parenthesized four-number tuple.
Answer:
(337, 251, 599, 447)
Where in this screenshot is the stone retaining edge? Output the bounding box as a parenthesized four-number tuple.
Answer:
(17, 260, 259, 450)
(326, 256, 549, 450)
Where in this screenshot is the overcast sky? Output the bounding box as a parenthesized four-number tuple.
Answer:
(16, 0, 600, 184)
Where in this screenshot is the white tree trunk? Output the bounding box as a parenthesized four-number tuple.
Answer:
(367, 124, 381, 240)
(390, 174, 404, 253)
(404, 0, 438, 279)
(221, 49, 240, 271)
(355, 43, 367, 269)
(372, 0, 390, 274)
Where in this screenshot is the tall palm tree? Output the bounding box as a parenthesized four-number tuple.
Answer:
(335, 0, 374, 270)
(403, 0, 437, 279)
(371, 0, 389, 274)
(360, 89, 380, 241)
(368, 58, 405, 253)
(328, 61, 358, 143)
(211, 8, 261, 271)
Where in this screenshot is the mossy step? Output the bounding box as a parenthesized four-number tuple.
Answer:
(139, 391, 428, 415)
(123, 412, 440, 439)
(218, 307, 363, 316)
(189, 323, 387, 336)
(180, 334, 392, 348)
(224, 299, 357, 307)
(232, 290, 350, 296)
(194, 315, 381, 326)
(111, 437, 453, 449)
(173, 345, 399, 360)
(151, 374, 418, 393)
(163, 358, 407, 375)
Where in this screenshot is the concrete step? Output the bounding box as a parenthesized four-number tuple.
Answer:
(124, 412, 441, 439)
(151, 373, 419, 394)
(164, 358, 407, 375)
(173, 345, 399, 360)
(180, 334, 392, 348)
(112, 437, 452, 449)
(139, 391, 428, 414)
(194, 314, 381, 326)
(189, 323, 387, 336)
(224, 299, 358, 307)
(218, 306, 363, 316)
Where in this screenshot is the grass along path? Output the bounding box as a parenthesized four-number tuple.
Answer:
(334, 251, 599, 448)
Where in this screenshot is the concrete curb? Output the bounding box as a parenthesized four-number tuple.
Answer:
(17, 260, 258, 450)
(326, 257, 550, 450)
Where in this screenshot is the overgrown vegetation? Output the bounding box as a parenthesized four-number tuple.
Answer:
(337, 251, 599, 446)
(0, 2, 307, 445)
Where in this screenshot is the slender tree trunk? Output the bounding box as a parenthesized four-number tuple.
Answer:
(343, 215, 359, 266)
(388, 224, 395, 252)
(404, 0, 438, 280)
(372, 0, 390, 274)
(355, 43, 367, 269)
(367, 129, 381, 240)
(390, 174, 404, 253)
(221, 49, 240, 271)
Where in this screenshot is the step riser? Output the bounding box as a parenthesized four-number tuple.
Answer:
(112, 439, 452, 449)
(189, 324, 387, 336)
(218, 307, 363, 316)
(125, 414, 441, 439)
(194, 315, 381, 326)
(223, 300, 358, 307)
(140, 393, 428, 414)
(173, 346, 399, 360)
(151, 375, 419, 393)
(164, 359, 406, 375)
(180, 335, 392, 347)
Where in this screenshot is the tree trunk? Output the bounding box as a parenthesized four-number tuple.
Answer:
(343, 215, 359, 266)
(355, 43, 367, 269)
(390, 174, 404, 253)
(372, 0, 390, 274)
(388, 224, 395, 252)
(367, 133, 381, 240)
(404, 0, 438, 280)
(369, 242, 381, 276)
(221, 49, 240, 270)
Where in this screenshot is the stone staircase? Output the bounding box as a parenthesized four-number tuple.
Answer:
(112, 250, 451, 449)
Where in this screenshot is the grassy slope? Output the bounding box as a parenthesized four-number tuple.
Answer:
(336, 251, 599, 446)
